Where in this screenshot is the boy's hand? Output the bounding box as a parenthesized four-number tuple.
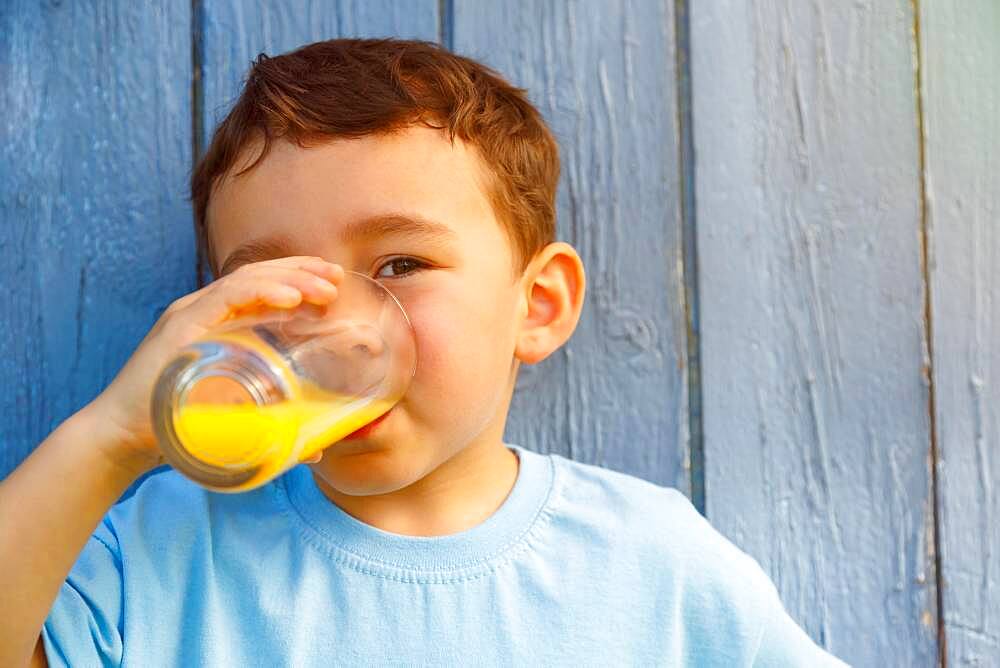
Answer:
(85, 256, 344, 476)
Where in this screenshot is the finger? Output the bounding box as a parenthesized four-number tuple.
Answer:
(240, 266, 339, 305)
(165, 256, 331, 314)
(168, 285, 211, 313)
(245, 256, 344, 284)
(184, 278, 306, 328)
(170, 268, 340, 331)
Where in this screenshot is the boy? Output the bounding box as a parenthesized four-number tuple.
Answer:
(2, 39, 847, 666)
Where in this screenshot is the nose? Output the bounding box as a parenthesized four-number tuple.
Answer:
(326, 321, 385, 358)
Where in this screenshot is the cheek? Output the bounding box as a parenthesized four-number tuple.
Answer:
(403, 294, 516, 408)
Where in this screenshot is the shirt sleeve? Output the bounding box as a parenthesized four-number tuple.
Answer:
(752, 580, 851, 667)
(41, 515, 125, 668)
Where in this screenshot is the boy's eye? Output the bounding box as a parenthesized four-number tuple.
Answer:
(374, 257, 427, 279)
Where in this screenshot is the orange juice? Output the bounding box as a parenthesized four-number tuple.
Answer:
(173, 396, 392, 491)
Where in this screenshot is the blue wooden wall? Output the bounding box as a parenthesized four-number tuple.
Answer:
(2, 2, 997, 665)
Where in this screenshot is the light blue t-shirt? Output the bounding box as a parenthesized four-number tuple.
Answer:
(43, 445, 848, 666)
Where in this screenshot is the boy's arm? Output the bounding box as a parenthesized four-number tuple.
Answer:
(0, 403, 149, 668)
(1, 256, 344, 667)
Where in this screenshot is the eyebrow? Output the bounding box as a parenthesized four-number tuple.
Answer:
(218, 213, 457, 276)
(218, 235, 295, 276)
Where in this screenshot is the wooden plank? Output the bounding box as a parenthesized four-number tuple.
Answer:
(691, 1, 938, 664)
(452, 1, 690, 491)
(920, 1, 1000, 664)
(200, 1, 440, 152)
(0, 3, 195, 478)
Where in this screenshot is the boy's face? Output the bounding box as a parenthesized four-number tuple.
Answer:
(207, 127, 526, 496)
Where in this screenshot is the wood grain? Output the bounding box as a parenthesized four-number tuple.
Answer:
(920, 1, 1000, 664)
(691, 0, 938, 663)
(0, 1, 195, 477)
(452, 0, 690, 491)
(4, 5, 997, 663)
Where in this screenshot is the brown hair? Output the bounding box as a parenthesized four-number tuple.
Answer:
(190, 38, 560, 280)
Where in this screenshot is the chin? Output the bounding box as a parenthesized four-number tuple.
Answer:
(309, 446, 429, 496)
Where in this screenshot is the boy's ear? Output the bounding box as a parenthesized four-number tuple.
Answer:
(515, 242, 586, 365)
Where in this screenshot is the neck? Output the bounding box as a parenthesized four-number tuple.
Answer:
(312, 436, 520, 537)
